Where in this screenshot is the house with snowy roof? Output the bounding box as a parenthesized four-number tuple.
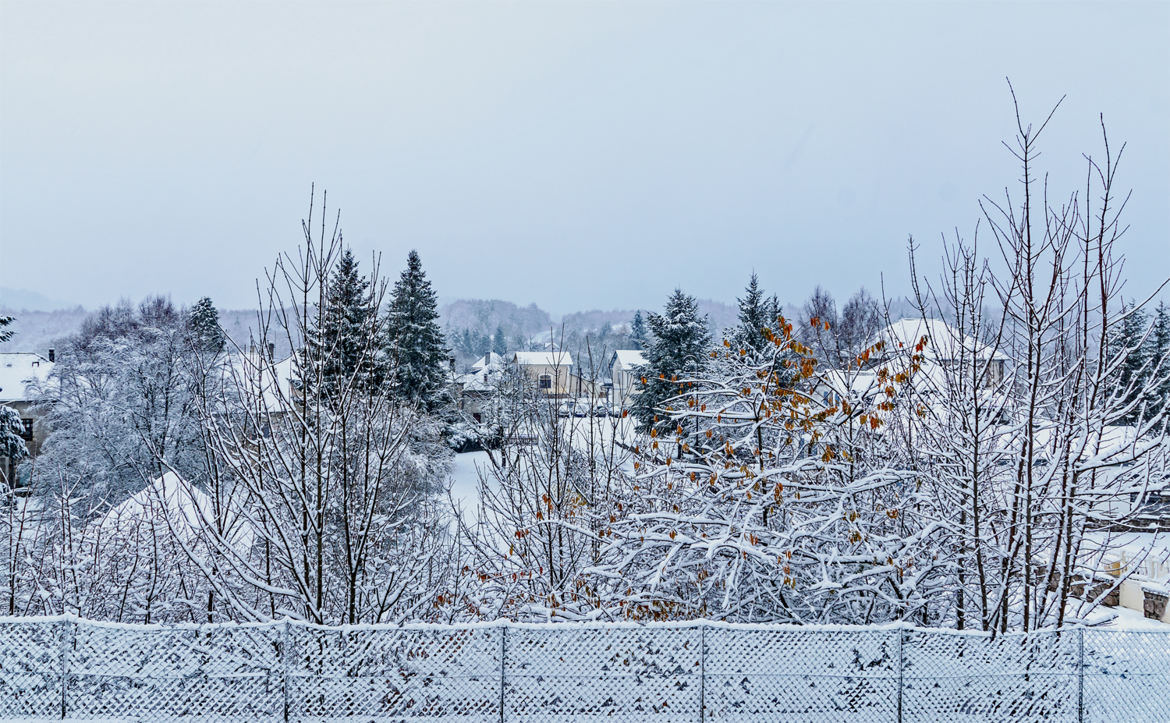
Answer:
(512, 350, 573, 397)
(866, 318, 1008, 390)
(608, 349, 647, 409)
(0, 351, 55, 488)
(454, 352, 509, 422)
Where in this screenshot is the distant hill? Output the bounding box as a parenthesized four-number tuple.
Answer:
(439, 299, 552, 338)
(4, 293, 887, 362)
(0, 308, 87, 355)
(0, 306, 298, 359)
(0, 287, 78, 312)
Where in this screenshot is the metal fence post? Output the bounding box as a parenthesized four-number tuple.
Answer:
(281, 620, 291, 723)
(58, 616, 71, 721)
(1077, 626, 1084, 723)
(499, 623, 508, 723)
(699, 623, 707, 723)
(896, 625, 904, 723)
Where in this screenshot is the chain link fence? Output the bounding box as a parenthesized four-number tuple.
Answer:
(0, 616, 1166, 721)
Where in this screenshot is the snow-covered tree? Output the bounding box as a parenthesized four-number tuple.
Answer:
(306, 248, 382, 398)
(735, 273, 773, 353)
(587, 316, 938, 623)
(629, 311, 648, 350)
(186, 296, 225, 354)
(838, 288, 883, 355)
(631, 289, 711, 435)
(447, 369, 632, 621)
(905, 90, 1170, 632)
(0, 407, 27, 475)
(1149, 301, 1170, 418)
(33, 298, 208, 512)
(492, 325, 507, 357)
(190, 192, 453, 625)
(385, 250, 449, 411)
(1109, 300, 1151, 424)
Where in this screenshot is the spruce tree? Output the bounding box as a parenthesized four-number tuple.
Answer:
(385, 250, 448, 411)
(632, 289, 711, 433)
(310, 249, 379, 398)
(1146, 301, 1170, 420)
(0, 316, 27, 484)
(186, 297, 225, 353)
(735, 273, 771, 352)
(1113, 300, 1150, 424)
(492, 325, 507, 357)
(630, 311, 648, 350)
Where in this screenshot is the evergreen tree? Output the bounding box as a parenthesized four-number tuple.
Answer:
(186, 296, 225, 353)
(735, 273, 771, 352)
(1112, 300, 1151, 424)
(385, 250, 448, 411)
(492, 325, 507, 357)
(0, 317, 27, 480)
(632, 289, 711, 434)
(473, 330, 489, 357)
(309, 249, 379, 398)
(630, 311, 648, 350)
(1146, 301, 1170, 420)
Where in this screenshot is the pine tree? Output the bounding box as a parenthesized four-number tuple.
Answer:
(186, 297, 225, 353)
(735, 273, 771, 352)
(385, 250, 448, 411)
(492, 325, 507, 357)
(0, 315, 13, 343)
(309, 249, 379, 398)
(632, 289, 711, 434)
(630, 311, 648, 350)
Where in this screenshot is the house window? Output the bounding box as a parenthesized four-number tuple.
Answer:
(538, 374, 553, 390)
(20, 419, 33, 440)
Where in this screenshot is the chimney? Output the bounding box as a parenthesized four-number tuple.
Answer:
(48, 349, 55, 363)
(449, 357, 456, 373)
(268, 342, 275, 359)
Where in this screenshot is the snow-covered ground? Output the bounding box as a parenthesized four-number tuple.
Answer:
(448, 450, 491, 527)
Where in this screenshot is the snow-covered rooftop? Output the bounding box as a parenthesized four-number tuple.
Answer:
(610, 349, 647, 371)
(871, 318, 1007, 362)
(100, 471, 254, 552)
(224, 351, 297, 411)
(512, 351, 573, 368)
(472, 352, 508, 372)
(0, 352, 54, 403)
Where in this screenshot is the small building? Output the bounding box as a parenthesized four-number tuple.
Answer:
(608, 349, 647, 409)
(512, 351, 573, 397)
(867, 318, 1008, 390)
(455, 352, 508, 422)
(0, 351, 55, 488)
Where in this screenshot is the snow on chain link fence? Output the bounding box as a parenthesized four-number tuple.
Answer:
(0, 617, 1168, 721)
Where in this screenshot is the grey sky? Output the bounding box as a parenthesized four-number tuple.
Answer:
(1, 1, 1167, 315)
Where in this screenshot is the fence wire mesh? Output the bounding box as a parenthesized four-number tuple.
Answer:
(0, 616, 1166, 722)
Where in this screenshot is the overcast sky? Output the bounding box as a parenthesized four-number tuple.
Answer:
(1, 1, 1167, 315)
